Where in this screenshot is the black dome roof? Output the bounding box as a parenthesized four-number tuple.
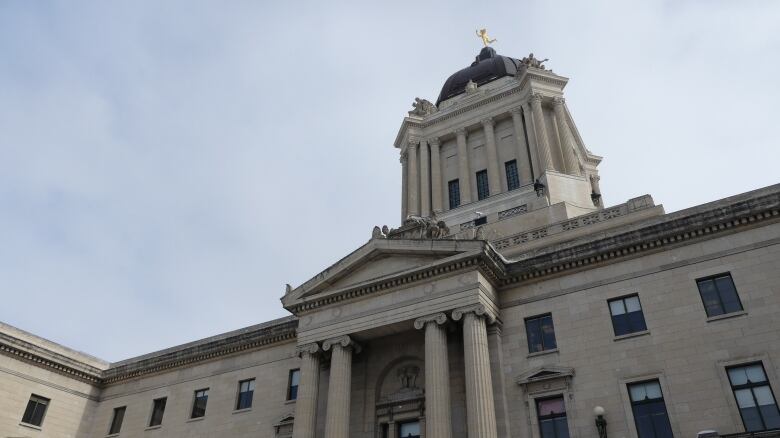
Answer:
(436, 47, 521, 106)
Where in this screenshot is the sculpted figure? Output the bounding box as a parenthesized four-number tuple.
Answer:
(408, 97, 438, 116)
(476, 29, 497, 46)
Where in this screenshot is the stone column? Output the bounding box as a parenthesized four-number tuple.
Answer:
(323, 335, 360, 438)
(481, 117, 501, 196)
(510, 107, 534, 184)
(452, 305, 498, 438)
(420, 138, 431, 217)
(522, 103, 541, 177)
(401, 152, 408, 224)
(388, 421, 397, 438)
(553, 97, 580, 176)
(455, 128, 472, 204)
(429, 137, 443, 214)
(407, 139, 420, 217)
(292, 343, 321, 438)
(530, 94, 554, 172)
(414, 313, 452, 438)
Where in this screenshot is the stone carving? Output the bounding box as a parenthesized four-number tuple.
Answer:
(413, 312, 448, 330)
(476, 29, 497, 47)
(295, 342, 320, 357)
(397, 365, 420, 389)
(465, 79, 478, 94)
(520, 53, 549, 70)
(322, 335, 361, 353)
(452, 303, 496, 323)
(403, 214, 450, 239)
(372, 226, 386, 239)
(408, 98, 438, 116)
(285, 284, 292, 294)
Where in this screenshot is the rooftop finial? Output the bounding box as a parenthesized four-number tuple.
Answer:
(476, 29, 497, 47)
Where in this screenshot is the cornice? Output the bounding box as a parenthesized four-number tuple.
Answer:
(0, 340, 102, 384)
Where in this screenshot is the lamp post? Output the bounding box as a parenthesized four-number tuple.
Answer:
(594, 406, 607, 438)
(534, 179, 546, 197)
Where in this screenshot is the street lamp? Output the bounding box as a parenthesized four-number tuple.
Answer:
(594, 406, 607, 438)
(534, 179, 546, 197)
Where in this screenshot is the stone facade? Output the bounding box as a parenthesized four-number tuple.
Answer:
(2, 47, 780, 438)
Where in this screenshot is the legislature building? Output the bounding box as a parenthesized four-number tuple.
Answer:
(2, 45, 780, 438)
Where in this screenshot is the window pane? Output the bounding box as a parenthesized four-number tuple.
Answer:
(740, 406, 765, 432)
(109, 407, 125, 434)
(448, 180, 461, 209)
(714, 276, 742, 313)
(645, 381, 663, 399)
(698, 279, 724, 316)
(735, 389, 756, 408)
(633, 400, 673, 438)
(754, 386, 777, 406)
(609, 300, 626, 316)
(729, 367, 749, 386)
(291, 370, 301, 386)
(540, 419, 557, 438)
(526, 318, 542, 352)
(30, 403, 46, 428)
(476, 170, 489, 200)
(400, 421, 420, 436)
(22, 400, 38, 424)
(506, 160, 520, 191)
(746, 365, 767, 383)
(627, 311, 647, 332)
(538, 398, 566, 415)
(553, 417, 570, 438)
(630, 384, 647, 402)
(612, 314, 630, 336)
(761, 402, 780, 430)
(541, 317, 557, 350)
(248, 379, 255, 391)
(150, 398, 166, 426)
(625, 296, 642, 312)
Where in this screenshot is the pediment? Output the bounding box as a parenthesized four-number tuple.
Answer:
(281, 238, 488, 308)
(515, 366, 575, 385)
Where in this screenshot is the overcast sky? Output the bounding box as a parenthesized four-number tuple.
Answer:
(1, 1, 779, 362)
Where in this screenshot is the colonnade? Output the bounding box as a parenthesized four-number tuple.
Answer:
(292, 304, 498, 438)
(400, 94, 581, 220)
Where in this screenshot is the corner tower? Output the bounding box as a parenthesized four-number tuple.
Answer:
(395, 47, 605, 242)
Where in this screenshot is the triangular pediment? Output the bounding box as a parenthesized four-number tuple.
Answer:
(516, 366, 575, 385)
(281, 237, 488, 309)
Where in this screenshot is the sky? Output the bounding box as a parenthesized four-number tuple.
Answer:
(1, 0, 779, 362)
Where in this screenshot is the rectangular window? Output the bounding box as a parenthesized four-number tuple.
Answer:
(149, 397, 166, 427)
(448, 179, 461, 209)
(608, 295, 647, 336)
(525, 314, 557, 353)
(476, 170, 489, 200)
(697, 273, 743, 317)
(288, 369, 301, 401)
(236, 379, 255, 410)
(191, 389, 209, 418)
(727, 363, 780, 432)
(505, 160, 520, 191)
(21, 394, 49, 427)
(628, 380, 674, 438)
(398, 420, 421, 438)
(108, 406, 126, 435)
(537, 396, 570, 438)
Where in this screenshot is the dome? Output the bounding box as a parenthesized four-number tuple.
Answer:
(436, 47, 521, 106)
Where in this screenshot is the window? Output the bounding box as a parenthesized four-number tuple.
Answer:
(525, 314, 557, 353)
(149, 398, 166, 427)
(696, 273, 743, 317)
(399, 421, 421, 438)
(191, 389, 209, 418)
(537, 396, 570, 438)
(476, 170, 489, 200)
(288, 369, 301, 400)
(505, 160, 520, 191)
(628, 380, 673, 438)
(236, 379, 255, 410)
(448, 179, 461, 209)
(608, 295, 647, 336)
(21, 394, 49, 427)
(474, 216, 487, 226)
(727, 363, 780, 432)
(108, 406, 126, 435)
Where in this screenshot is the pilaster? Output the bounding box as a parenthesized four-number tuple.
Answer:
(429, 137, 443, 214)
(455, 128, 472, 205)
(420, 138, 431, 217)
(481, 117, 501, 196)
(553, 97, 580, 176)
(510, 107, 534, 184)
(530, 94, 554, 172)
(407, 139, 420, 217)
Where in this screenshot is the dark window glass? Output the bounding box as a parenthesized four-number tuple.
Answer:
(474, 216, 487, 226)
(628, 380, 674, 438)
(696, 273, 743, 317)
(505, 160, 520, 191)
(21, 394, 49, 427)
(191, 389, 209, 418)
(236, 379, 255, 410)
(609, 295, 647, 336)
(476, 170, 489, 200)
(525, 314, 557, 353)
(448, 179, 461, 209)
(149, 398, 166, 427)
(288, 369, 300, 401)
(108, 406, 126, 434)
(398, 420, 421, 438)
(728, 363, 780, 432)
(537, 396, 570, 438)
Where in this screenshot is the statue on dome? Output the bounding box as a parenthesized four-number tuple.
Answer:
(476, 29, 497, 47)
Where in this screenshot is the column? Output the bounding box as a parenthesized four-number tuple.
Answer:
(292, 343, 321, 438)
(553, 97, 580, 176)
(429, 137, 443, 214)
(452, 305, 498, 438)
(510, 107, 534, 184)
(481, 117, 501, 196)
(401, 152, 408, 223)
(323, 335, 360, 438)
(530, 94, 554, 172)
(414, 313, 452, 438)
(522, 103, 541, 177)
(407, 139, 420, 217)
(420, 138, 431, 217)
(455, 128, 472, 204)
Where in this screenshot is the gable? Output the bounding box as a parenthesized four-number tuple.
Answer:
(327, 254, 443, 290)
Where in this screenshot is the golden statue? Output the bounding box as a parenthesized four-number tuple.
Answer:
(476, 29, 497, 47)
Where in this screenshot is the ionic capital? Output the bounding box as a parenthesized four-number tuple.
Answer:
(428, 136, 441, 147)
(530, 93, 544, 104)
(481, 117, 495, 128)
(407, 137, 420, 149)
(322, 335, 362, 354)
(552, 96, 566, 106)
(455, 127, 468, 138)
(509, 107, 523, 116)
(399, 151, 408, 163)
(413, 312, 448, 330)
(295, 342, 321, 357)
(452, 304, 496, 323)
